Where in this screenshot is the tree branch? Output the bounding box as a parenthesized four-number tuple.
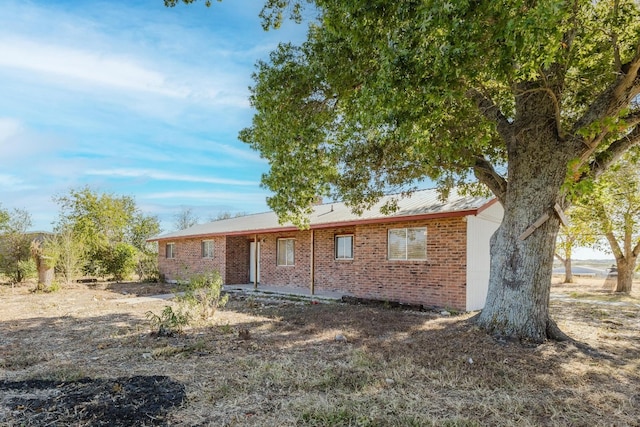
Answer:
(554, 253, 566, 263)
(605, 230, 624, 260)
(473, 156, 507, 204)
(589, 124, 640, 179)
(622, 109, 640, 128)
(465, 89, 513, 143)
(633, 239, 640, 258)
(572, 41, 640, 139)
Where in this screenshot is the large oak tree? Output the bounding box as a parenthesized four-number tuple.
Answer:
(170, 0, 640, 341)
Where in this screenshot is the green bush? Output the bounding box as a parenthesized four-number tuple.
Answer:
(146, 270, 227, 336)
(136, 250, 159, 282)
(178, 270, 229, 321)
(11, 259, 36, 284)
(103, 243, 137, 282)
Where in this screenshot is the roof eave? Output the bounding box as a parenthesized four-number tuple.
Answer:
(148, 204, 491, 242)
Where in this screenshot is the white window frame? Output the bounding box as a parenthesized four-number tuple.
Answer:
(166, 243, 175, 259)
(277, 238, 295, 266)
(335, 234, 354, 260)
(388, 227, 427, 261)
(202, 240, 214, 258)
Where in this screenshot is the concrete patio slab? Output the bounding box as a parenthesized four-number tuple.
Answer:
(223, 284, 347, 301)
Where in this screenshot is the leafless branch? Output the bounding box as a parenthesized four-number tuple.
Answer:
(605, 230, 624, 260)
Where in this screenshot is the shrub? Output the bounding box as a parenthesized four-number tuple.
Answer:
(146, 306, 190, 336)
(146, 270, 227, 336)
(136, 250, 159, 282)
(178, 270, 228, 321)
(103, 243, 137, 282)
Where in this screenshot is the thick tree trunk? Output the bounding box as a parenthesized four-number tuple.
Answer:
(476, 85, 574, 342)
(613, 257, 636, 293)
(477, 196, 563, 342)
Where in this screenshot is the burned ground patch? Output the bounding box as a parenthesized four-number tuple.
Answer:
(0, 375, 185, 426)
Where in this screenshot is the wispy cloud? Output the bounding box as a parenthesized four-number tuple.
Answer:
(0, 37, 189, 98)
(0, 174, 37, 191)
(85, 168, 258, 186)
(144, 190, 268, 202)
(206, 141, 266, 163)
(0, 0, 301, 232)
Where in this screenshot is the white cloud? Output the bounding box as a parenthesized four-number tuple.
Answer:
(144, 190, 268, 202)
(0, 37, 189, 98)
(207, 141, 266, 163)
(84, 168, 258, 186)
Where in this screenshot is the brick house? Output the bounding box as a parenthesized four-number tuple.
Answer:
(149, 189, 503, 311)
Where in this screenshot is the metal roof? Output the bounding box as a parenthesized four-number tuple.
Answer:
(150, 188, 496, 241)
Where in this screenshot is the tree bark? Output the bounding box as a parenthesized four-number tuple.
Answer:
(563, 256, 574, 284)
(476, 85, 574, 342)
(35, 255, 54, 291)
(613, 257, 636, 293)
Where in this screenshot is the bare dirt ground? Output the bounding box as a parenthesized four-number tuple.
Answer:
(1, 278, 639, 426)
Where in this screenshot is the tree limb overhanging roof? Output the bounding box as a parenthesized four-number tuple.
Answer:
(149, 188, 498, 242)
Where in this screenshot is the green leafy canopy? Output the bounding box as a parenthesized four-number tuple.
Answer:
(238, 0, 640, 225)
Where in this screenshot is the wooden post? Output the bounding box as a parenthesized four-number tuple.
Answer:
(253, 234, 258, 290)
(310, 229, 315, 295)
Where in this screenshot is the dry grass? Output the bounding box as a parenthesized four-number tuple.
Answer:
(1, 278, 639, 426)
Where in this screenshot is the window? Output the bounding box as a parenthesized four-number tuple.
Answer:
(335, 235, 354, 260)
(388, 227, 427, 260)
(166, 243, 175, 259)
(277, 238, 295, 266)
(202, 240, 214, 258)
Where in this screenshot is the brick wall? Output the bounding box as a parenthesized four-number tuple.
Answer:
(158, 236, 226, 281)
(312, 217, 467, 310)
(157, 216, 468, 310)
(225, 236, 251, 284)
(257, 231, 312, 291)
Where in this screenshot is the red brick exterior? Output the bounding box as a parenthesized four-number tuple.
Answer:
(225, 235, 251, 284)
(158, 216, 468, 310)
(258, 231, 312, 290)
(158, 236, 226, 282)
(313, 218, 467, 310)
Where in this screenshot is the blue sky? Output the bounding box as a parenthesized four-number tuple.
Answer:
(0, 0, 611, 259)
(0, 0, 307, 232)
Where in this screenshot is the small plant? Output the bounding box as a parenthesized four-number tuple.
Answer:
(177, 270, 228, 322)
(147, 270, 227, 335)
(146, 305, 190, 336)
(48, 280, 61, 292)
(218, 322, 234, 334)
